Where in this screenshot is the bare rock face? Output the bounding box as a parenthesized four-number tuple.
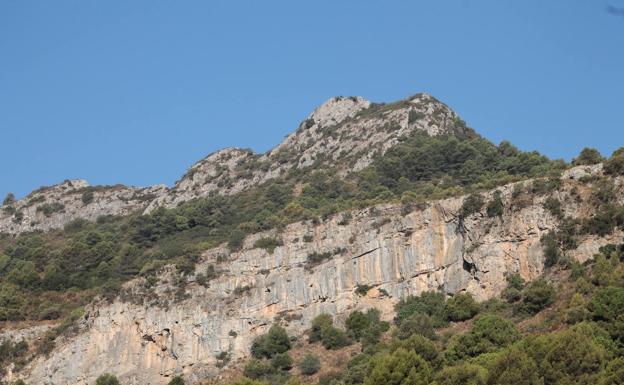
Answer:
(0, 180, 167, 234)
(14, 176, 623, 385)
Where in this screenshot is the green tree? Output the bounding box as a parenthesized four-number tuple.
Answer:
(517, 278, 556, 315)
(434, 363, 487, 385)
(573, 147, 604, 166)
(600, 357, 624, 385)
(445, 315, 520, 361)
(250, 325, 291, 359)
(486, 191, 504, 218)
(444, 293, 479, 321)
(486, 347, 541, 385)
(604, 148, 624, 176)
(364, 348, 432, 385)
(271, 352, 293, 371)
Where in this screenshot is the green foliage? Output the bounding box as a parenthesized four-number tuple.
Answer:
(604, 147, 624, 176)
(345, 308, 389, 346)
(254, 237, 283, 254)
(251, 325, 291, 359)
(502, 273, 525, 303)
(271, 352, 293, 371)
(95, 374, 121, 385)
(486, 347, 541, 385)
(587, 286, 624, 344)
(364, 348, 432, 385)
(244, 359, 277, 380)
(459, 193, 484, 218)
(36, 202, 65, 216)
(81, 190, 94, 205)
(308, 313, 350, 349)
(167, 376, 185, 385)
(486, 191, 504, 218)
(395, 313, 436, 340)
(444, 293, 479, 322)
(298, 354, 321, 375)
(434, 363, 487, 385)
(445, 315, 520, 361)
(394, 291, 447, 328)
(2, 192, 15, 206)
(573, 147, 604, 166)
(516, 278, 556, 315)
(543, 196, 563, 219)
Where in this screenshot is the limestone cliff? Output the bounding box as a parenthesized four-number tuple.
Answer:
(9, 166, 623, 385)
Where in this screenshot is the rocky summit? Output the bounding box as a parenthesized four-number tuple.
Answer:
(1, 94, 623, 385)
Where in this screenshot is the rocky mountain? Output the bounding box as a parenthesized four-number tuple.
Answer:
(0, 93, 463, 233)
(1, 94, 623, 385)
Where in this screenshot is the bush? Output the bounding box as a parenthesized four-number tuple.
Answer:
(543, 196, 563, 219)
(95, 374, 121, 385)
(502, 273, 525, 303)
(298, 354, 321, 375)
(445, 315, 520, 361)
(435, 363, 487, 385)
(81, 191, 94, 205)
(572, 147, 604, 166)
(321, 326, 350, 349)
(244, 359, 276, 380)
(250, 325, 291, 359)
(517, 278, 556, 315)
(308, 313, 350, 349)
(395, 313, 436, 340)
(394, 291, 447, 328)
(2, 193, 15, 206)
(253, 237, 283, 254)
(228, 230, 246, 251)
(486, 347, 541, 385)
(364, 348, 432, 385)
(271, 352, 293, 371)
(486, 191, 504, 218)
(167, 376, 185, 385)
(459, 193, 484, 218)
(444, 293, 479, 321)
(604, 147, 624, 176)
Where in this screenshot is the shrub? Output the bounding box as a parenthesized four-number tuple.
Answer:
(271, 352, 293, 370)
(541, 231, 561, 268)
(572, 147, 604, 166)
(486, 191, 504, 218)
(2, 193, 15, 206)
(394, 291, 447, 328)
(517, 278, 556, 315)
(502, 273, 525, 303)
(321, 326, 350, 349)
(486, 347, 541, 385)
(306, 251, 333, 267)
(604, 147, 624, 176)
(95, 374, 121, 385)
(543, 196, 563, 219)
(445, 315, 520, 361)
(228, 230, 246, 251)
(364, 348, 432, 385)
(354, 284, 371, 296)
(167, 376, 185, 385)
(244, 359, 276, 380)
(250, 325, 291, 359)
(298, 354, 321, 375)
(81, 191, 94, 205)
(36, 202, 65, 217)
(253, 237, 283, 254)
(395, 313, 436, 340)
(444, 293, 479, 321)
(459, 193, 484, 218)
(435, 363, 487, 385)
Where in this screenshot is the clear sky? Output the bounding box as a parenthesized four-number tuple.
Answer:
(1, 1, 623, 199)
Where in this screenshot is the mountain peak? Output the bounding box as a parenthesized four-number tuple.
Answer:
(308, 96, 371, 128)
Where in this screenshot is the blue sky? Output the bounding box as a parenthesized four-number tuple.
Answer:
(1, 1, 623, 199)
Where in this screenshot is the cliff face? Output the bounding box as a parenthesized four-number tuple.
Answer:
(13, 168, 623, 385)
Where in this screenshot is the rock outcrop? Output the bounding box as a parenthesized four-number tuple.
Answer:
(12, 172, 623, 385)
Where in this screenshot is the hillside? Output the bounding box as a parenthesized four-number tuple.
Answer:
(1, 94, 624, 385)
